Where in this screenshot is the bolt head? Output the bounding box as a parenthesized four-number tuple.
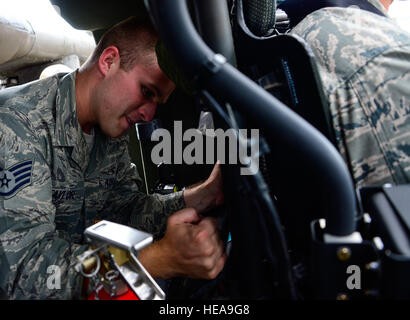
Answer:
(336, 293, 348, 300)
(337, 247, 351, 261)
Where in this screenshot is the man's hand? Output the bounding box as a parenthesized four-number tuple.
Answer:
(138, 208, 227, 279)
(183, 162, 224, 214)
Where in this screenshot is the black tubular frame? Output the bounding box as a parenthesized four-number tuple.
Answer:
(145, 0, 356, 235)
(191, 0, 237, 67)
(200, 89, 298, 298)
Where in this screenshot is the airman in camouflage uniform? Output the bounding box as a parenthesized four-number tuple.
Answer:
(0, 72, 186, 299)
(0, 17, 225, 299)
(291, 0, 410, 187)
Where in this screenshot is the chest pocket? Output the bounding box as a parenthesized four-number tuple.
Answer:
(97, 175, 117, 189)
(82, 166, 117, 220)
(52, 187, 85, 243)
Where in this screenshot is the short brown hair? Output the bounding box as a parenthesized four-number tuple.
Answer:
(90, 16, 158, 71)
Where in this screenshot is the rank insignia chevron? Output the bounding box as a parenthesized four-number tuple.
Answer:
(0, 160, 33, 198)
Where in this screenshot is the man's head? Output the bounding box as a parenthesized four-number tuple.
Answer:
(77, 16, 175, 138)
(88, 17, 157, 71)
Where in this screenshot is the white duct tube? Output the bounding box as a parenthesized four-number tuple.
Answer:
(0, 15, 35, 65)
(0, 0, 95, 74)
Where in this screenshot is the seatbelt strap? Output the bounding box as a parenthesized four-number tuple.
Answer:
(279, 0, 386, 28)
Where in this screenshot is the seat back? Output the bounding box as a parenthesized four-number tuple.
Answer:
(233, 30, 336, 145)
(232, 6, 339, 259)
(256, 34, 337, 146)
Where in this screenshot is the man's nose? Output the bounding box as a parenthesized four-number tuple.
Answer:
(138, 102, 157, 122)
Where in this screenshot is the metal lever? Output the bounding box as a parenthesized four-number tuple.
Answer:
(77, 220, 165, 300)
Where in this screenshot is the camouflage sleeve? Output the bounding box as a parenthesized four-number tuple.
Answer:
(0, 108, 89, 299)
(95, 139, 185, 240)
(292, 8, 410, 186)
(328, 44, 410, 187)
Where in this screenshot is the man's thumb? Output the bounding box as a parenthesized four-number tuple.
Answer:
(168, 208, 202, 225)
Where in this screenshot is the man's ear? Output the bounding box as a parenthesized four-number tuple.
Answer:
(98, 46, 120, 76)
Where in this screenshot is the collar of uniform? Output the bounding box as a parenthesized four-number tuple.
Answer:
(54, 70, 89, 171)
(368, 0, 389, 16)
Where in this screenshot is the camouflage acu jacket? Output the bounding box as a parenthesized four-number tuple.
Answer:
(0, 71, 184, 299)
(292, 0, 410, 187)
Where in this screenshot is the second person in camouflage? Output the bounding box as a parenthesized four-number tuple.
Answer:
(290, 0, 410, 187)
(0, 16, 226, 299)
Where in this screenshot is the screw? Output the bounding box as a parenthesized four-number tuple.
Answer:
(337, 247, 351, 261)
(336, 293, 348, 300)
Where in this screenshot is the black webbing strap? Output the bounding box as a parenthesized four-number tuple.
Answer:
(278, 0, 386, 28)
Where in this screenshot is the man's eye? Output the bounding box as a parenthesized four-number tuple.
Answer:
(142, 86, 155, 100)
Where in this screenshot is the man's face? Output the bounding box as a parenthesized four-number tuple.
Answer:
(93, 56, 175, 138)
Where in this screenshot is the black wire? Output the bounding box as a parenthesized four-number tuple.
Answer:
(200, 90, 232, 127)
(200, 89, 298, 299)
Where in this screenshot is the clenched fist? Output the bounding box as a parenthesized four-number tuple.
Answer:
(139, 208, 227, 279)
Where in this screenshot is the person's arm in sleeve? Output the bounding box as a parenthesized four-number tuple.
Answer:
(95, 137, 186, 239)
(99, 138, 226, 279)
(101, 137, 224, 239)
(0, 110, 89, 299)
